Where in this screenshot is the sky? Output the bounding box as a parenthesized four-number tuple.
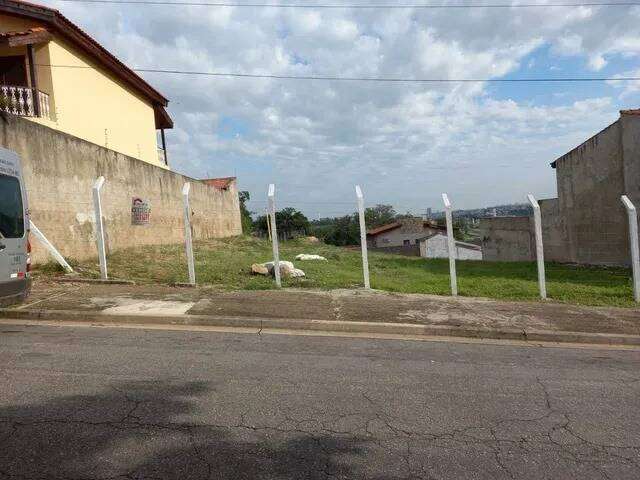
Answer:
(42, 0, 640, 218)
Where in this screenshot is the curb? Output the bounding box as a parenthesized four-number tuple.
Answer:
(1, 308, 640, 346)
(53, 277, 135, 285)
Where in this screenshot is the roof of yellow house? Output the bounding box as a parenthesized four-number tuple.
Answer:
(0, 0, 173, 129)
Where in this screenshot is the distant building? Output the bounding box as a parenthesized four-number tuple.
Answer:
(0, 0, 173, 167)
(419, 232, 482, 260)
(481, 109, 640, 265)
(367, 218, 445, 256)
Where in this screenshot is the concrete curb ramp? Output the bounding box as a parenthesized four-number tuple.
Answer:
(2, 308, 640, 347)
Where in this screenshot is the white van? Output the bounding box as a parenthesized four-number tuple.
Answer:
(0, 147, 31, 306)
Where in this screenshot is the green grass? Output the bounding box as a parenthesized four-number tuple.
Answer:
(41, 235, 637, 308)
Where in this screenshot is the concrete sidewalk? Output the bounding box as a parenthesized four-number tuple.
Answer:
(2, 278, 640, 345)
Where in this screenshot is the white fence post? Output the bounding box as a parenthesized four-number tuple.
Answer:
(527, 194, 547, 300)
(182, 182, 196, 285)
(268, 184, 281, 287)
(92, 176, 107, 280)
(29, 221, 74, 274)
(442, 193, 457, 296)
(355, 185, 371, 289)
(621, 195, 640, 302)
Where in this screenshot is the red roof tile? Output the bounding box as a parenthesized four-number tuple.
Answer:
(367, 220, 445, 236)
(366, 222, 401, 236)
(0, 26, 45, 38)
(201, 177, 236, 190)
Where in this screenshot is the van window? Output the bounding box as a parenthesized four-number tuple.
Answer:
(0, 174, 24, 238)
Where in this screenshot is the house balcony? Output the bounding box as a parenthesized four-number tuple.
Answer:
(0, 85, 50, 119)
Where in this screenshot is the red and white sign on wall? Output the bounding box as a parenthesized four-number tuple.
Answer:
(131, 197, 151, 225)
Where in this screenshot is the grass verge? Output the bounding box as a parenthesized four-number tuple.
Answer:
(36, 235, 637, 308)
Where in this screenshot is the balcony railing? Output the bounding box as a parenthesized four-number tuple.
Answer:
(157, 147, 167, 165)
(0, 85, 50, 119)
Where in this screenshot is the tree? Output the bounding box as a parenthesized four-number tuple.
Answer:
(364, 204, 396, 228)
(434, 217, 470, 241)
(276, 207, 310, 235)
(323, 214, 360, 246)
(238, 191, 253, 234)
(313, 205, 396, 247)
(253, 208, 310, 240)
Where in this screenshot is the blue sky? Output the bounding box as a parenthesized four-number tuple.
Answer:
(45, 1, 640, 217)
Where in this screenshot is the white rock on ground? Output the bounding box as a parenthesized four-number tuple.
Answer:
(289, 268, 306, 278)
(295, 254, 327, 261)
(262, 261, 305, 278)
(264, 260, 294, 273)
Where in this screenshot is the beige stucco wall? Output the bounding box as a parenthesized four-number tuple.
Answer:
(0, 13, 164, 168)
(0, 114, 241, 264)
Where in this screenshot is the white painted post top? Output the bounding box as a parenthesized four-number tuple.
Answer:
(93, 176, 105, 190)
(355, 185, 363, 199)
(442, 193, 451, 208)
(527, 194, 540, 210)
(268, 183, 275, 198)
(182, 182, 191, 196)
(622, 195, 636, 212)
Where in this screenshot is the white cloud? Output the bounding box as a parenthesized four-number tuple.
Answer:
(608, 68, 640, 98)
(588, 54, 607, 71)
(40, 1, 640, 214)
(553, 34, 583, 56)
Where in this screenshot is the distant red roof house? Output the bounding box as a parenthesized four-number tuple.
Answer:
(366, 222, 402, 236)
(366, 218, 445, 255)
(201, 177, 236, 191)
(367, 219, 443, 237)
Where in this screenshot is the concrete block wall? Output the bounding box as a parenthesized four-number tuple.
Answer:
(480, 111, 639, 266)
(0, 114, 242, 264)
(539, 198, 568, 263)
(479, 217, 534, 262)
(553, 120, 628, 265)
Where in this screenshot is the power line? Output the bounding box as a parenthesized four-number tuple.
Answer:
(39, 64, 640, 83)
(55, 0, 640, 8)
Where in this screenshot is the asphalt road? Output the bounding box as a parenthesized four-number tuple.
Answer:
(1, 324, 639, 479)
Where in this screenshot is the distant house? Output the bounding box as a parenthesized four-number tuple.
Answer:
(480, 108, 640, 265)
(367, 218, 445, 256)
(419, 232, 482, 260)
(0, 0, 173, 168)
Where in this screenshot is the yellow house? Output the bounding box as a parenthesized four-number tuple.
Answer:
(0, 0, 173, 167)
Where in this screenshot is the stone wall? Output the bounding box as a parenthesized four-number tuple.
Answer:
(479, 217, 534, 262)
(0, 114, 242, 264)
